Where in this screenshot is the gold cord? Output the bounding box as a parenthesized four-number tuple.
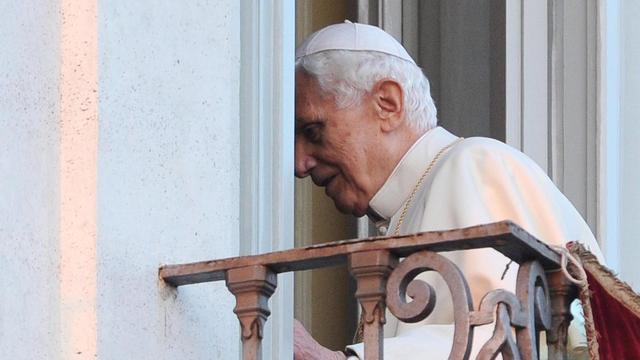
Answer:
(392, 138, 464, 236)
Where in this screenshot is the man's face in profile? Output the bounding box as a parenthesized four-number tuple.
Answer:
(294, 71, 382, 217)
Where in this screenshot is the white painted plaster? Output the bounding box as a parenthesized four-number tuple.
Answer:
(59, 0, 99, 356)
(0, 1, 62, 358)
(618, 0, 640, 291)
(96, 1, 241, 359)
(2, 0, 245, 358)
(602, 0, 622, 273)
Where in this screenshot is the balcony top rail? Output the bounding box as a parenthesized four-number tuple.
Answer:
(158, 221, 575, 360)
(160, 221, 560, 286)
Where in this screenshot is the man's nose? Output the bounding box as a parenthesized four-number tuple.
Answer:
(295, 145, 317, 178)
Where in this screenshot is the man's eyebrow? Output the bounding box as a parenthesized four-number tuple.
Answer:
(295, 116, 324, 130)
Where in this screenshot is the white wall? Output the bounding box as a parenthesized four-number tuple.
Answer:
(96, 1, 240, 359)
(618, 0, 640, 291)
(1, 1, 244, 358)
(0, 1, 62, 358)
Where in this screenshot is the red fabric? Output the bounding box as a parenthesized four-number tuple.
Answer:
(586, 270, 640, 359)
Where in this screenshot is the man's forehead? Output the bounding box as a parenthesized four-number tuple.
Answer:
(295, 70, 322, 97)
(295, 72, 328, 121)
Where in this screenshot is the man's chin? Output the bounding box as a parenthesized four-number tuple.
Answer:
(333, 199, 367, 217)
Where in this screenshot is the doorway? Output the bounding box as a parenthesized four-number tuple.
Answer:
(293, 0, 508, 351)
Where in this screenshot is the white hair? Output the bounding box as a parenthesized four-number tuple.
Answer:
(296, 50, 437, 133)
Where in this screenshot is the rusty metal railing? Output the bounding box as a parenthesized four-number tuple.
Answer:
(159, 221, 576, 359)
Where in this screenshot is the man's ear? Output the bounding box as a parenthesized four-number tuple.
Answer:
(372, 79, 404, 132)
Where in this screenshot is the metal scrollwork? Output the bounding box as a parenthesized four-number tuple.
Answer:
(516, 260, 552, 359)
(386, 250, 474, 360)
(471, 289, 527, 360)
(470, 260, 552, 360)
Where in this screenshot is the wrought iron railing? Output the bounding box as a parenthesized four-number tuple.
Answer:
(159, 221, 576, 360)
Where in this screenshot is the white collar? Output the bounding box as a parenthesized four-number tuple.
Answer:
(368, 126, 458, 220)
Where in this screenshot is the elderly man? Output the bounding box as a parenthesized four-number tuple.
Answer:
(293, 22, 603, 360)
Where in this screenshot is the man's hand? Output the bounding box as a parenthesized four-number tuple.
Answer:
(294, 319, 347, 360)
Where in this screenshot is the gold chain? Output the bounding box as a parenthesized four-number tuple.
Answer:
(392, 138, 464, 236)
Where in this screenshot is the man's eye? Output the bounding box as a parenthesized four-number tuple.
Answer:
(303, 124, 323, 142)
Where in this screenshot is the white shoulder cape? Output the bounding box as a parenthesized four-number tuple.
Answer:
(347, 127, 603, 359)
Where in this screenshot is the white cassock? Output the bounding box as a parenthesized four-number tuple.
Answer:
(346, 127, 604, 359)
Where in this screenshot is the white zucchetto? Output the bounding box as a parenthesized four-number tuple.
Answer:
(295, 20, 416, 64)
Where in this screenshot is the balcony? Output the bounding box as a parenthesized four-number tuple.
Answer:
(159, 221, 577, 360)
